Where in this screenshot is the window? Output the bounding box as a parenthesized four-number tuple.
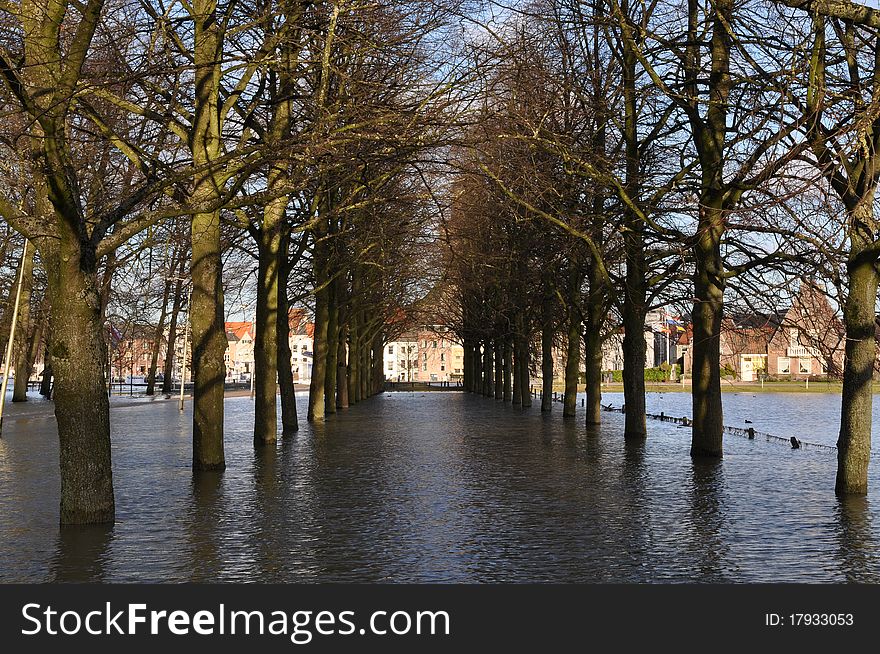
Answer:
(788, 329, 799, 348)
(799, 359, 811, 375)
(778, 357, 791, 375)
(432, 340, 437, 348)
(440, 353, 445, 362)
(423, 363, 427, 371)
(423, 353, 428, 362)
(387, 361, 394, 370)
(388, 345, 394, 355)
(441, 365, 445, 371)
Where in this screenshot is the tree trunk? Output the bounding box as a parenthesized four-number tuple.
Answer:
(308, 251, 330, 422)
(161, 276, 184, 395)
(39, 342, 52, 398)
(494, 338, 503, 399)
(190, 0, 227, 471)
(690, 202, 725, 458)
(463, 340, 474, 392)
(146, 275, 173, 396)
(276, 249, 298, 434)
(324, 275, 339, 414)
(473, 342, 482, 395)
(563, 311, 581, 418)
(483, 341, 494, 398)
(336, 276, 349, 409)
(511, 337, 521, 405)
(372, 331, 384, 396)
(837, 210, 879, 494)
(348, 316, 360, 404)
(541, 324, 553, 412)
(254, 229, 282, 446)
(43, 237, 114, 524)
(583, 325, 602, 425)
(12, 243, 36, 402)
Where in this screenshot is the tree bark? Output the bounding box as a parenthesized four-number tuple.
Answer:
(12, 243, 36, 402)
(308, 249, 330, 422)
(43, 236, 115, 524)
(146, 275, 173, 396)
(276, 248, 298, 434)
(563, 310, 581, 418)
(39, 342, 53, 398)
(494, 338, 503, 399)
(483, 341, 494, 398)
(254, 226, 282, 446)
(689, 202, 725, 457)
(324, 274, 339, 414)
(836, 204, 879, 494)
(161, 276, 185, 395)
(541, 324, 553, 412)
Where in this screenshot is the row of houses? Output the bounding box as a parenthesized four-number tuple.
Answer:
(87, 283, 857, 388)
(7, 283, 851, 387)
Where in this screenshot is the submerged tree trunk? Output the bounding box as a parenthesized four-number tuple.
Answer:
(324, 277, 339, 414)
(161, 276, 185, 395)
(189, 0, 227, 471)
(39, 342, 52, 398)
(541, 324, 553, 412)
(690, 202, 725, 458)
(308, 261, 330, 421)
(190, 208, 227, 470)
(494, 338, 503, 399)
(146, 275, 173, 396)
(463, 340, 473, 392)
(42, 236, 114, 524)
(837, 206, 879, 494)
(483, 342, 494, 398)
(336, 277, 349, 409)
(503, 336, 512, 402)
(563, 311, 581, 418)
(12, 243, 36, 402)
(621, 247, 648, 439)
(277, 249, 298, 434)
(254, 225, 283, 446)
(583, 262, 604, 425)
(511, 337, 521, 405)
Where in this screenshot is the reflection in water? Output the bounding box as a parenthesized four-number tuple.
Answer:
(0, 392, 878, 582)
(686, 460, 729, 582)
(834, 496, 879, 583)
(51, 525, 114, 582)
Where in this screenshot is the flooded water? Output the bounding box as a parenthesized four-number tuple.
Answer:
(600, 389, 880, 451)
(0, 391, 878, 583)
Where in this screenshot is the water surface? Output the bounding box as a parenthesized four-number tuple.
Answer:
(0, 391, 878, 582)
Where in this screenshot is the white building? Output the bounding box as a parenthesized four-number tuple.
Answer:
(384, 334, 420, 381)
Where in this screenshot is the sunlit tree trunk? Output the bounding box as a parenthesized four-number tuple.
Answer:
(42, 234, 114, 524)
(837, 201, 879, 494)
(190, 0, 227, 470)
(690, 201, 725, 457)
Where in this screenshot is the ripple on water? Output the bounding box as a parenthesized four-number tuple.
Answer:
(0, 392, 878, 582)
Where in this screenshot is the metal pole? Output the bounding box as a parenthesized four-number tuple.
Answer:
(0, 239, 29, 436)
(179, 286, 191, 412)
